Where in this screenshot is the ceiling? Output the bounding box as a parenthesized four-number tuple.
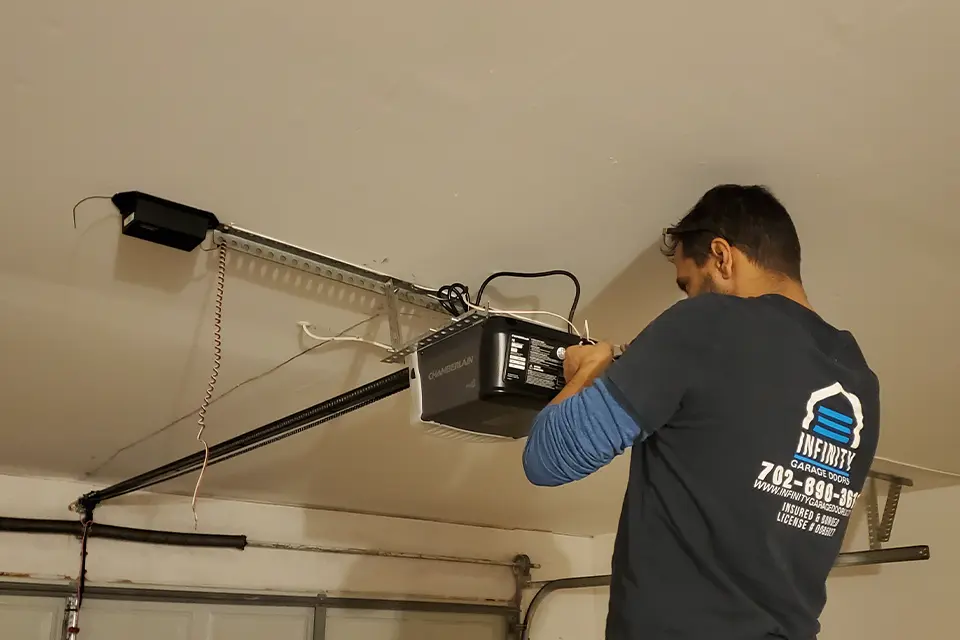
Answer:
(2, 1, 958, 536)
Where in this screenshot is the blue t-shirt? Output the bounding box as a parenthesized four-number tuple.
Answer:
(523, 293, 880, 640)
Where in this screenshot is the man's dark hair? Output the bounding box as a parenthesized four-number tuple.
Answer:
(663, 184, 802, 281)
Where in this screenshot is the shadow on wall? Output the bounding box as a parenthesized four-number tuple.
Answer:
(112, 233, 215, 294)
(472, 284, 543, 317)
(581, 239, 681, 344)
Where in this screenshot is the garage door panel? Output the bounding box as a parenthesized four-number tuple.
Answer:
(325, 608, 506, 640)
(209, 608, 313, 640)
(82, 602, 195, 640)
(419, 618, 503, 640)
(0, 596, 62, 640)
(2, 591, 509, 640)
(325, 610, 406, 640)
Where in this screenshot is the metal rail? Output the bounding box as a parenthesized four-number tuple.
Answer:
(832, 545, 930, 567)
(519, 576, 610, 640)
(248, 540, 538, 569)
(0, 580, 516, 615)
(213, 225, 444, 313)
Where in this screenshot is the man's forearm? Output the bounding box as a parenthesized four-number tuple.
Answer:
(550, 360, 610, 405)
(523, 378, 643, 486)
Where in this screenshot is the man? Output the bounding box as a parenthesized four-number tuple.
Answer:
(523, 185, 879, 639)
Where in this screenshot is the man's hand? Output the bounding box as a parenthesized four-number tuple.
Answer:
(563, 342, 615, 382)
(549, 342, 615, 405)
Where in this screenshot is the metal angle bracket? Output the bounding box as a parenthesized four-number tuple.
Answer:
(864, 477, 882, 550)
(213, 225, 445, 313)
(381, 309, 488, 364)
(383, 282, 404, 351)
(863, 471, 911, 549)
(845, 470, 930, 569)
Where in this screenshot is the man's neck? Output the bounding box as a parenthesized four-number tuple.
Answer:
(739, 276, 813, 311)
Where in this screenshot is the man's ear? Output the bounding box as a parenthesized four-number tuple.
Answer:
(710, 238, 734, 280)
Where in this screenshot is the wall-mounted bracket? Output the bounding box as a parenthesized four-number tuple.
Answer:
(864, 471, 910, 550)
(837, 469, 931, 566)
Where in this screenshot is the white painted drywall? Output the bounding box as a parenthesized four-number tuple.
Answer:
(0, 473, 603, 638)
(817, 484, 960, 639)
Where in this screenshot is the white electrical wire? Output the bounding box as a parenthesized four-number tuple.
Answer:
(465, 301, 584, 338)
(297, 321, 395, 353)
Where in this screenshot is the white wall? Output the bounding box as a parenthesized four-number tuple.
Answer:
(819, 483, 959, 639)
(0, 473, 602, 639)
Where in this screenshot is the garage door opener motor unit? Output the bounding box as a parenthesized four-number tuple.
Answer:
(404, 314, 580, 442)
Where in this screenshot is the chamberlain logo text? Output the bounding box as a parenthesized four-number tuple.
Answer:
(428, 356, 474, 380)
